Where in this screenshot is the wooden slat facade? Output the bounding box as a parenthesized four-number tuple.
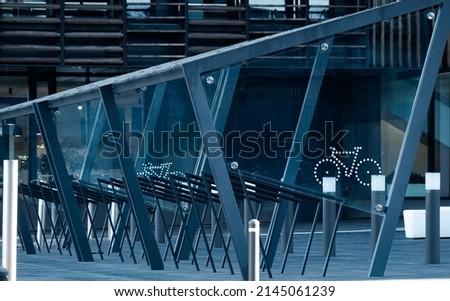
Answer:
(0, 0, 449, 69)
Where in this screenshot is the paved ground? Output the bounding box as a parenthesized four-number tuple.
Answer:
(2, 218, 450, 281)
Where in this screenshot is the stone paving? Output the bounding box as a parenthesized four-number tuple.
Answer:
(2, 218, 449, 281)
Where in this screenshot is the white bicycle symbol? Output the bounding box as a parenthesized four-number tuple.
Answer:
(137, 162, 184, 179)
(313, 146, 381, 187)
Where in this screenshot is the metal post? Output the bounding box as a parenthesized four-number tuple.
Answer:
(248, 219, 260, 281)
(155, 208, 165, 243)
(322, 177, 336, 257)
(8, 125, 14, 160)
(37, 198, 46, 248)
(371, 175, 385, 253)
(108, 202, 118, 241)
(279, 38, 334, 256)
(2, 160, 19, 281)
(100, 85, 164, 269)
(87, 203, 96, 239)
(183, 64, 249, 280)
(244, 200, 251, 238)
(232, 162, 251, 238)
(50, 203, 58, 239)
(33, 101, 94, 262)
(425, 172, 440, 264)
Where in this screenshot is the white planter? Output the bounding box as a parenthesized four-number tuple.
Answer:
(403, 207, 450, 238)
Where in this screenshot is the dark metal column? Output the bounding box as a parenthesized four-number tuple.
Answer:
(32, 101, 94, 262)
(193, 65, 241, 174)
(369, 2, 450, 276)
(425, 172, 440, 264)
(136, 82, 166, 243)
(175, 65, 241, 259)
(99, 84, 164, 270)
(265, 38, 333, 267)
(135, 82, 167, 172)
(182, 63, 249, 280)
(80, 102, 106, 182)
(17, 202, 37, 254)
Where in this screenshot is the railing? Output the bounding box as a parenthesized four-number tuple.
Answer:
(1, 0, 448, 68)
(17, 168, 347, 277)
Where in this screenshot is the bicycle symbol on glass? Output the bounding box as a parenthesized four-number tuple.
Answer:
(313, 146, 381, 187)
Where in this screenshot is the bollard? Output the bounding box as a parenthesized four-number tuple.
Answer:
(322, 177, 336, 257)
(425, 172, 440, 264)
(2, 160, 19, 281)
(371, 175, 386, 254)
(248, 219, 260, 281)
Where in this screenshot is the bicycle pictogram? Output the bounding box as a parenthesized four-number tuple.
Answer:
(137, 162, 184, 179)
(313, 146, 381, 187)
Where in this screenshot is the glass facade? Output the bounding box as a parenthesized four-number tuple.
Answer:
(1, 1, 449, 279)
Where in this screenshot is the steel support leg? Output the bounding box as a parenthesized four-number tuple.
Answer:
(32, 101, 94, 262)
(99, 84, 164, 270)
(266, 38, 333, 266)
(182, 63, 249, 280)
(369, 3, 450, 276)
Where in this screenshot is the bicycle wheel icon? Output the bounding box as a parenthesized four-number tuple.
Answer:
(313, 158, 341, 184)
(355, 158, 382, 186)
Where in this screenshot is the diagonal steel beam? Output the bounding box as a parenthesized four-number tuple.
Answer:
(369, 2, 450, 277)
(175, 65, 242, 260)
(265, 38, 334, 267)
(32, 101, 94, 262)
(193, 65, 241, 174)
(99, 84, 164, 270)
(80, 102, 106, 182)
(182, 63, 249, 280)
(135, 82, 167, 172)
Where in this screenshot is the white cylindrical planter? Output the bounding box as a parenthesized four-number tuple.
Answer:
(2, 160, 19, 281)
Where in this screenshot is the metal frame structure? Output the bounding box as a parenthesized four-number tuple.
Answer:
(32, 101, 94, 262)
(1, 0, 449, 279)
